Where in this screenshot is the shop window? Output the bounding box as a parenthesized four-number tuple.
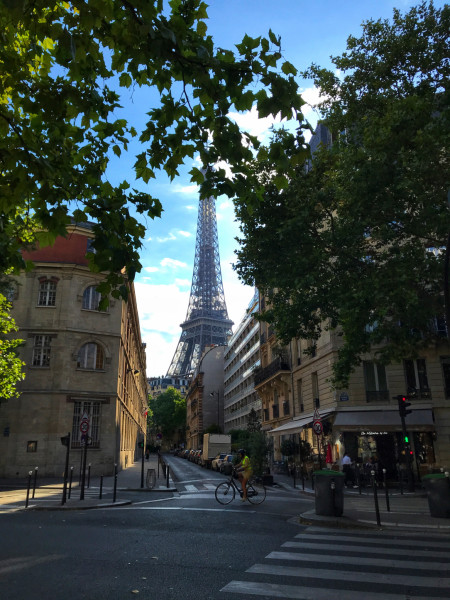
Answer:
(38, 279, 57, 306)
(32, 335, 51, 367)
(71, 401, 101, 448)
(363, 361, 389, 402)
(77, 342, 104, 370)
(404, 358, 431, 399)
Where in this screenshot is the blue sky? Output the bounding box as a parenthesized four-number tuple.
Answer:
(106, 0, 441, 376)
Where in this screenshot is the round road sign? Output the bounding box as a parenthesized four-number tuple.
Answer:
(313, 420, 323, 435)
(80, 419, 89, 434)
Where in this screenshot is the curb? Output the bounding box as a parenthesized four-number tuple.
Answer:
(26, 500, 133, 511)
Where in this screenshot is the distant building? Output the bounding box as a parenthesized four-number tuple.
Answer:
(223, 291, 261, 432)
(185, 345, 226, 449)
(148, 376, 190, 398)
(0, 223, 148, 478)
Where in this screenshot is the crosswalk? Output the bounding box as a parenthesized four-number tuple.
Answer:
(220, 526, 450, 599)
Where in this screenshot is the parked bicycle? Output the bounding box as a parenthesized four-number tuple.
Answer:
(215, 468, 266, 505)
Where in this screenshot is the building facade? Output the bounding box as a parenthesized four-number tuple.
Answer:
(0, 223, 148, 478)
(257, 289, 449, 477)
(185, 345, 225, 449)
(148, 376, 189, 398)
(223, 291, 261, 432)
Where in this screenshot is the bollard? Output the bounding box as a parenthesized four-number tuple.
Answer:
(371, 469, 381, 527)
(25, 471, 33, 508)
(301, 463, 305, 491)
(68, 466, 74, 499)
(383, 468, 390, 512)
(397, 465, 404, 495)
(32, 467, 38, 499)
(87, 463, 91, 488)
(166, 464, 170, 488)
(113, 463, 118, 503)
(99, 475, 103, 500)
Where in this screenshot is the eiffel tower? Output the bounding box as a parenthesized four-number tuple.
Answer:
(167, 188, 233, 377)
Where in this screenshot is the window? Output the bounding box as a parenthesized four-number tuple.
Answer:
(32, 335, 51, 367)
(82, 286, 104, 311)
(71, 401, 101, 448)
(441, 357, 450, 399)
(77, 343, 104, 370)
(297, 378, 304, 413)
(312, 372, 319, 407)
(38, 279, 57, 306)
(363, 361, 389, 402)
(404, 359, 431, 398)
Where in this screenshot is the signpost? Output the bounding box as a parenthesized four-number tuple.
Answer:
(79, 413, 90, 500)
(313, 409, 323, 469)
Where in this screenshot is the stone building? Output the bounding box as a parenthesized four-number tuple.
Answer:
(223, 291, 261, 432)
(185, 345, 225, 449)
(0, 222, 148, 478)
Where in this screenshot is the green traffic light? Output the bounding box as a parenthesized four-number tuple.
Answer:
(404, 436, 409, 443)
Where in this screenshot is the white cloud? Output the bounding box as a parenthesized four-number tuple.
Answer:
(156, 232, 176, 243)
(185, 205, 197, 211)
(160, 257, 188, 269)
(144, 266, 159, 273)
(217, 199, 232, 211)
(178, 230, 192, 237)
(174, 278, 191, 287)
(171, 183, 199, 195)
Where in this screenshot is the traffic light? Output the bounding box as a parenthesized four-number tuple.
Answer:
(396, 395, 412, 418)
(138, 441, 144, 448)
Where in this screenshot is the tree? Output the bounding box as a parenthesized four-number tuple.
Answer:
(235, 2, 450, 386)
(148, 387, 186, 441)
(0, 293, 25, 400)
(246, 407, 261, 433)
(0, 0, 305, 303)
(248, 430, 270, 477)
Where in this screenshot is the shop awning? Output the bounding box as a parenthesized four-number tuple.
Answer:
(333, 409, 434, 431)
(269, 409, 334, 435)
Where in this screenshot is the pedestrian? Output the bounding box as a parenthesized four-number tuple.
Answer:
(342, 452, 354, 487)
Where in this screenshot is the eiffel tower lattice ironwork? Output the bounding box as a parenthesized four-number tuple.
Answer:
(167, 193, 233, 377)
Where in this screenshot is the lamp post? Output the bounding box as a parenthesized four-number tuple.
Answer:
(209, 390, 221, 432)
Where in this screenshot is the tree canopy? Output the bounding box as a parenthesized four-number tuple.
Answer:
(235, 1, 450, 386)
(0, 0, 304, 302)
(0, 292, 25, 400)
(148, 387, 186, 441)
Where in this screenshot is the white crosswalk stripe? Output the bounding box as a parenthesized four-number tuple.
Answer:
(220, 527, 450, 599)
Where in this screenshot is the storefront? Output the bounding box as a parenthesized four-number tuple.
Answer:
(333, 409, 436, 480)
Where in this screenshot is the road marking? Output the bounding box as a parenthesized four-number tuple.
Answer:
(247, 564, 450, 588)
(294, 532, 450, 549)
(266, 550, 449, 571)
(282, 540, 449, 558)
(221, 581, 443, 599)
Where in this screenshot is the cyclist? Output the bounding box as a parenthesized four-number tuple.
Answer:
(235, 449, 252, 502)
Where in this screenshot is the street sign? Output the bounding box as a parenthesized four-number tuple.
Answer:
(313, 420, 323, 435)
(80, 412, 90, 434)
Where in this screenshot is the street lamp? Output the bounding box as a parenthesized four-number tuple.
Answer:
(210, 390, 221, 432)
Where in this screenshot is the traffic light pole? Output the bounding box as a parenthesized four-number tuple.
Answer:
(400, 414, 415, 492)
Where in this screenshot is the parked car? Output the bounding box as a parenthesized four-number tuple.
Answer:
(211, 452, 228, 471)
(219, 455, 236, 475)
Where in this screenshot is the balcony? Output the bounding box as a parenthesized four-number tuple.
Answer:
(254, 356, 290, 387)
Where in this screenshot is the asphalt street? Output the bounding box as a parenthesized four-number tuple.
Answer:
(1, 456, 449, 599)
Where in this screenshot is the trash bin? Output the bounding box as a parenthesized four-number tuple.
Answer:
(422, 473, 450, 518)
(146, 468, 156, 489)
(314, 469, 345, 516)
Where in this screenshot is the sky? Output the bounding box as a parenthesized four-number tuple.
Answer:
(104, 0, 441, 377)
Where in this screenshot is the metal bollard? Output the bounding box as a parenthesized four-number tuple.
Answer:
(25, 471, 33, 508)
(330, 478, 336, 515)
(99, 475, 103, 500)
(68, 466, 74, 499)
(371, 469, 381, 527)
(166, 465, 170, 488)
(113, 463, 118, 503)
(32, 467, 38, 499)
(383, 468, 390, 512)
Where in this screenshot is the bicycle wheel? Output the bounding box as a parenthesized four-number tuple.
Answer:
(215, 481, 235, 505)
(246, 480, 266, 505)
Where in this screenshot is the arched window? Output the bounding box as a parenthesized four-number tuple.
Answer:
(77, 343, 104, 370)
(38, 279, 57, 306)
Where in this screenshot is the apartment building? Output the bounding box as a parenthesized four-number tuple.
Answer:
(0, 223, 148, 478)
(223, 291, 261, 432)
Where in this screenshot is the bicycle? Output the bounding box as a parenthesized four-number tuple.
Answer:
(215, 468, 266, 505)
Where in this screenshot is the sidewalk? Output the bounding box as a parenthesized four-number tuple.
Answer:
(0, 453, 176, 512)
(273, 470, 450, 532)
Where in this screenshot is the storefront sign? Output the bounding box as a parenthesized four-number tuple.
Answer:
(339, 392, 349, 402)
(360, 431, 388, 436)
